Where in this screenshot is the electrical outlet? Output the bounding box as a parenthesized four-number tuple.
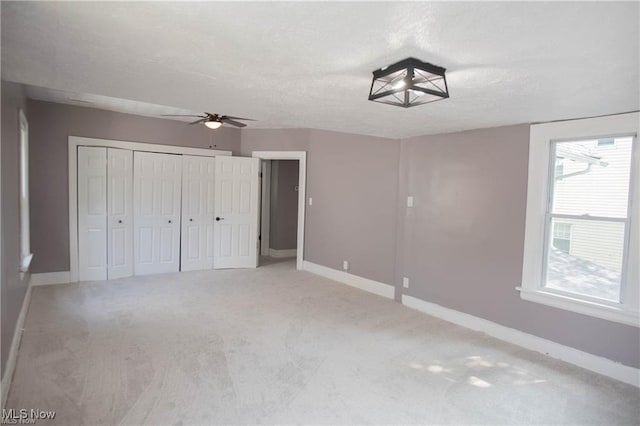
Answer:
(403, 277, 410, 288)
(407, 196, 414, 208)
(343, 260, 349, 271)
(309, 197, 313, 206)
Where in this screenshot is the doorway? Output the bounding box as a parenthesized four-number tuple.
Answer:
(261, 159, 299, 263)
(252, 151, 307, 270)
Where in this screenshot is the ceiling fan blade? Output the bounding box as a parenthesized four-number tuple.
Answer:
(189, 118, 208, 125)
(160, 114, 206, 118)
(221, 118, 247, 128)
(221, 115, 256, 121)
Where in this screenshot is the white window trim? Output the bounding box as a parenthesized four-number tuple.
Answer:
(19, 109, 32, 273)
(520, 112, 639, 327)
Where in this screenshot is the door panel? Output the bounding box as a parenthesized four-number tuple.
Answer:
(221, 181, 233, 214)
(107, 148, 133, 280)
(133, 151, 182, 275)
(139, 227, 154, 263)
(180, 156, 216, 271)
(110, 228, 127, 267)
(214, 156, 260, 269)
(78, 146, 107, 281)
(87, 230, 105, 266)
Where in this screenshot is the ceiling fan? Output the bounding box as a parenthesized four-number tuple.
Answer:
(160, 112, 255, 129)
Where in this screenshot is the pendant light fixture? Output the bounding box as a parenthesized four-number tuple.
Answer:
(368, 57, 449, 108)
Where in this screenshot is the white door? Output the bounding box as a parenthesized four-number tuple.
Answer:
(181, 156, 215, 271)
(107, 148, 134, 279)
(214, 156, 260, 269)
(78, 146, 108, 281)
(133, 151, 182, 276)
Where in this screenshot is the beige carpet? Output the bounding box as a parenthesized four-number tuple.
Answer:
(6, 258, 639, 425)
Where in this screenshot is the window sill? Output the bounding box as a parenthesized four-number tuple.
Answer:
(518, 287, 639, 327)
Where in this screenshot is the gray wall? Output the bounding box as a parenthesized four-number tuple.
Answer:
(397, 125, 640, 368)
(305, 129, 399, 285)
(241, 128, 400, 285)
(269, 160, 299, 250)
(1, 81, 30, 374)
(27, 100, 241, 273)
(240, 128, 310, 156)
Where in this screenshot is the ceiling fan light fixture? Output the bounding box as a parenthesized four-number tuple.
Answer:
(204, 120, 223, 129)
(160, 112, 254, 128)
(369, 57, 449, 108)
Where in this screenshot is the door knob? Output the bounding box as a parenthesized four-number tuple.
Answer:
(118, 220, 123, 224)
(168, 220, 172, 224)
(189, 218, 193, 222)
(216, 217, 224, 221)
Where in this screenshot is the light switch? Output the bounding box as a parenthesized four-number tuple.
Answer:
(343, 260, 349, 271)
(403, 277, 410, 288)
(407, 196, 414, 207)
(309, 197, 313, 206)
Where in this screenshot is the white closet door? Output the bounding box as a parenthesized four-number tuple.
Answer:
(133, 151, 182, 276)
(107, 148, 134, 279)
(214, 156, 260, 269)
(181, 156, 215, 271)
(78, 146, 108, 281)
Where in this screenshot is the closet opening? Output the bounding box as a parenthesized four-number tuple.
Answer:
(69, 136, 232, 282)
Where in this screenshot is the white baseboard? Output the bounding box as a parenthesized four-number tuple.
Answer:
(402, 294, 640, 388)
(302, 261, 395, 299)
(1, 281, 32, 408)
(268, 248, 298, 258)
(30, 271, 71, 286)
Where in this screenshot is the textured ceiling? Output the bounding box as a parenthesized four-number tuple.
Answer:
(2, 2, 638, 139)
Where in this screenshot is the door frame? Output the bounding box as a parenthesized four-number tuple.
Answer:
(251, 151, 307, 270)
(68, 136, 232, 282)
(260, 160, 272, 257)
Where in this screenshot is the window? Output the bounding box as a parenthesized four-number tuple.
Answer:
(521, 112, 639, 326)
(552, 222, 571, 253)
(597, 138, 616, 148)
(19, 109, 32, 273)
(546, 137, 632, 303)
(554, 161, 565, 179)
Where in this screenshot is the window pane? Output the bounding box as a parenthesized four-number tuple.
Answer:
(551, 137, 633, 218)
(552, 222, 571, 253)
(545, 217, 625, 302)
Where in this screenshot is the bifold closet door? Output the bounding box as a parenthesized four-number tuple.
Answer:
(78, 147, 108, 281)
(133, 151, 182, 276)
(214, 156, 260, 269)
(181, 156, 215, 271)
(107, 148, 134, 279)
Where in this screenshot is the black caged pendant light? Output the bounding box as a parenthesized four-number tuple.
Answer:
(368, 57, 449, 108)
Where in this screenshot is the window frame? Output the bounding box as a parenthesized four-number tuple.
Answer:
(19, 109, 32, 274)
(520, 113, 639, 327)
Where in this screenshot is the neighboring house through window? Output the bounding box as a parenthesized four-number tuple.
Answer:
(552, 222, 571, 253)
(521, 112, 639, 326)
(597, 137, 616, 148)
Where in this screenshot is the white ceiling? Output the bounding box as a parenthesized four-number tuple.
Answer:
(2, 2, 638, 139)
